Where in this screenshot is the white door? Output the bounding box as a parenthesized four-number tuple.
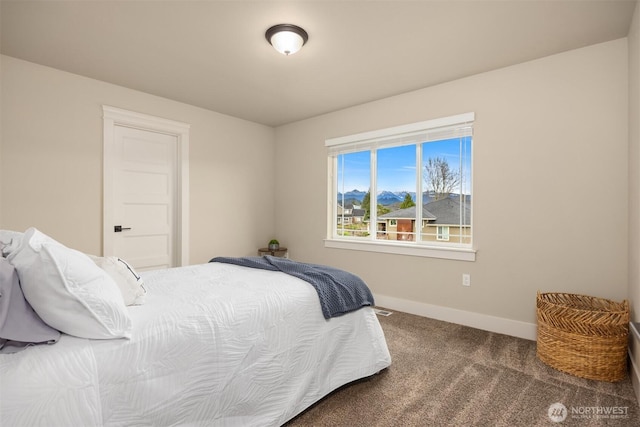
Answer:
(109, 125, 177, 271)
(103, 105, 190, 270)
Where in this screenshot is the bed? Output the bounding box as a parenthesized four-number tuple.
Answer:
(0, 228, 391, 426)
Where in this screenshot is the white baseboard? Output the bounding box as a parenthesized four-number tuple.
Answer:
(373, 293, 538, 341)
(631, 353, 640, 407)
(629, 323, 640, 407)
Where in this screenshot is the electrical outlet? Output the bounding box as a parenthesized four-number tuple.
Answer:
(462, 274, 471, 287)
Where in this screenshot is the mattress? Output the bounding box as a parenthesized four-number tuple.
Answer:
(0, 262, 391, 426)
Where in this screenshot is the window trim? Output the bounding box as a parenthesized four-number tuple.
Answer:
(325, 112, 474, 149)
(324, 238, 476, 261)
(325, 112, 475, 261)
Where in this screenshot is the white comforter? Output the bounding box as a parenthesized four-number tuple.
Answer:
(0, 262, 391, 426)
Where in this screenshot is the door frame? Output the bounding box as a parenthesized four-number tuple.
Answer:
(102, 105, 190, 267)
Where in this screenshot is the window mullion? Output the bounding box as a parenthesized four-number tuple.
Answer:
(459, 136, 464, 244)
(370, 149, 377, 240)
(416, 143, 422, 243)
(332, 156, 339, 239)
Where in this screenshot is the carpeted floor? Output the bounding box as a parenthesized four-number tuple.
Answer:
(285, 308, 639, 426)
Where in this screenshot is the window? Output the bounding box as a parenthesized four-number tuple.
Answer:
(326, 113, 475, 261)
(437, 226, 450, 241)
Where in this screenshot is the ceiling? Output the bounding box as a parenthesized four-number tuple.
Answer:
(1, 0, 636, 127)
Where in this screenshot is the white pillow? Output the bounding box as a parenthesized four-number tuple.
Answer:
(89, 255, 146, 306)
(6, 227, 132, 339)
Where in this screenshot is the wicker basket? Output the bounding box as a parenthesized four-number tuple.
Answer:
(536, 292, 629, 382)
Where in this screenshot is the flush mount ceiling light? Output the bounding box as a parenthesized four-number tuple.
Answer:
(265, 24, 308, 56)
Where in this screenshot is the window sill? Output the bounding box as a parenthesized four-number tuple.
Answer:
(324, 239, 476, 262)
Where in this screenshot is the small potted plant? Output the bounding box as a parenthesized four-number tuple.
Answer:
(268, 239, 280, 251)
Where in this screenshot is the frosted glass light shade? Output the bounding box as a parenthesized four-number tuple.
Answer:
(270, 31, 303, 55)
(266, 24, 308, 56)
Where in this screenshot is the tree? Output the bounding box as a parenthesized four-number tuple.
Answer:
(424, 157, 460, 200)
(362, 191, 371, 220)
(399, 193, 415, 209)
(362, 191, 391, 220)
(377, 204, 391, 216)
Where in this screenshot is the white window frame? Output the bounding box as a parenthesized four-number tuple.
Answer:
(325, 112, 475, 262)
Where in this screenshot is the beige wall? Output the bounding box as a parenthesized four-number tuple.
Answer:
(275, 39, 629, 325)
(0, 33, 634, 331)
(0, 55, 276, 264)
(0, 9, 3, 227)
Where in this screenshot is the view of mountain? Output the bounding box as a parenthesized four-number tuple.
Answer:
(376, 191, 404, 205)
(337, 189, 368, 203)
(338, 190, 471, 206)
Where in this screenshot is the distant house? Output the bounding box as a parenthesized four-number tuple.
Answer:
(378, 197, 471, 243)
(337, 203, 366, 226)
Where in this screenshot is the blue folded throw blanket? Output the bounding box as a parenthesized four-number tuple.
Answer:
(209, 256, 374, 319)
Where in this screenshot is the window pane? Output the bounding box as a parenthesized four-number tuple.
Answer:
(336, 151, 370, 238)
(376, 145, 416, 241)
(421, 136, 472, 244)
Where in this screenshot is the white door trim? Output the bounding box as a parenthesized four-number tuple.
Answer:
(103, 105, 190, 266)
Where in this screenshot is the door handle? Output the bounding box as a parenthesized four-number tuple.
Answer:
(114, 225, 132, 233)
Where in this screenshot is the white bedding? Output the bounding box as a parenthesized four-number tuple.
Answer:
(0, 262, 391, 426)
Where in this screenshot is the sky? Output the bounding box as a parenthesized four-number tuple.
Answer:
(337, 137, 472, 194)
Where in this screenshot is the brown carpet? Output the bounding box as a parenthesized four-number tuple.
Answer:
(285, 308, 639, 426)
